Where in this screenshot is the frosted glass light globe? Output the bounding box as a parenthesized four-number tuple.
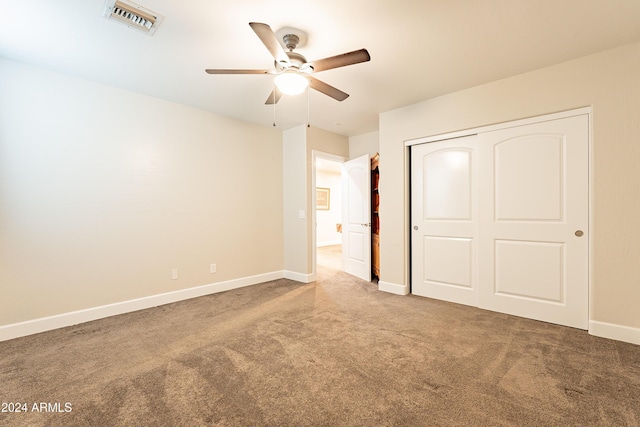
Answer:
(275, 72, 309, 95)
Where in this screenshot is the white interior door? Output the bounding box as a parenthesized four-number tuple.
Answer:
(478, 114, 589, 329)
(411, 135, 478, 306)
(410, 113, 589, 329)
(342, 154, 371, 281)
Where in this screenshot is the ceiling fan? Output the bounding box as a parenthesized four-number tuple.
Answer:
(205, 22, 370, 104)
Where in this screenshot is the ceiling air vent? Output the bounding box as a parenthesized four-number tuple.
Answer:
(103, 0, 163, 35)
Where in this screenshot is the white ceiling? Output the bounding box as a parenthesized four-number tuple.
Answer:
(3, 0, 640, 137)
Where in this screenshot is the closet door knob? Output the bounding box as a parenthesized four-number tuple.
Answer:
(575, 230, 584, 237)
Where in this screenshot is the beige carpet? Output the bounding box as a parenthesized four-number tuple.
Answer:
(1, 249, 639, 426)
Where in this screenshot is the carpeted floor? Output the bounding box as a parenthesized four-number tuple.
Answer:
(1, 247, 639, 426)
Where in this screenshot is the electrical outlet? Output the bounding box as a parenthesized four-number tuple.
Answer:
(171, 269, 178, 280)
(210, 263, 217, 273)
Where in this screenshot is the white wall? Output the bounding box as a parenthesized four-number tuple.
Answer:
(379, 41, 640, 342)
(315, 169, 342, 246)
(0, 58, 283, 327)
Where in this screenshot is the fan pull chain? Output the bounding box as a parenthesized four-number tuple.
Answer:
(272, 84, 277, 127)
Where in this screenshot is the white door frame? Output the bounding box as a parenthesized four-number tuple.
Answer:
(311, 150, 347, 279)
(405, 107, 593, 323)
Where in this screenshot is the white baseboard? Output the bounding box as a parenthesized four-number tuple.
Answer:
(589, 320, 640, 346)
(378, 280, 409, 295)
(12, 273, 637, 348)
(284, 270, 315, 283)
(0, 271, 285, 343)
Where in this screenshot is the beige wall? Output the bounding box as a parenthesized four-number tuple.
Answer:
(283, 125, 308, 276)
(349, 131, 380, 159)
(379, 41, 640, 330)
(282, 126, 348, 278)
(0, 58, 283, 326)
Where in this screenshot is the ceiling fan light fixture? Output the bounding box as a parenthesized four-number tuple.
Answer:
(274, 71, 309, 96)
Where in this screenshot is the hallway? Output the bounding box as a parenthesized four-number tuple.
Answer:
(316, 244, 342, 276)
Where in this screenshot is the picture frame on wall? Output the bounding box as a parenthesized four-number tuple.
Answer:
(316, 187, 330, 210)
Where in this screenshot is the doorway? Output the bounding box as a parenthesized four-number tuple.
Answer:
(313, 152, 346, 275)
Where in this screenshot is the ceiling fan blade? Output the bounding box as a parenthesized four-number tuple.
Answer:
(308, 49, 370, 73)
(309, 77, 349, 101)
(265, 88, 283, 105)
(249, 22, 290, 66)
(205, 69, 272, 75)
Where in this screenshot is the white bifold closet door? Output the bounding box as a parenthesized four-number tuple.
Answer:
(411, 114, 588, 329)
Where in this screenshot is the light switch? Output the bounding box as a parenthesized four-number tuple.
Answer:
(298, 210, 306, 219)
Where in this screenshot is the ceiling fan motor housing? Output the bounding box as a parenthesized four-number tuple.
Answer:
(282, 33, 299, 50)
(275, 51, 312, 72)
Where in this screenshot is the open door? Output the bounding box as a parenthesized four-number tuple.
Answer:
(342, 154, 371, 281)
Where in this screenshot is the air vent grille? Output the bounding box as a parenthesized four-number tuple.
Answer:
(103, 0, 163, 35)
